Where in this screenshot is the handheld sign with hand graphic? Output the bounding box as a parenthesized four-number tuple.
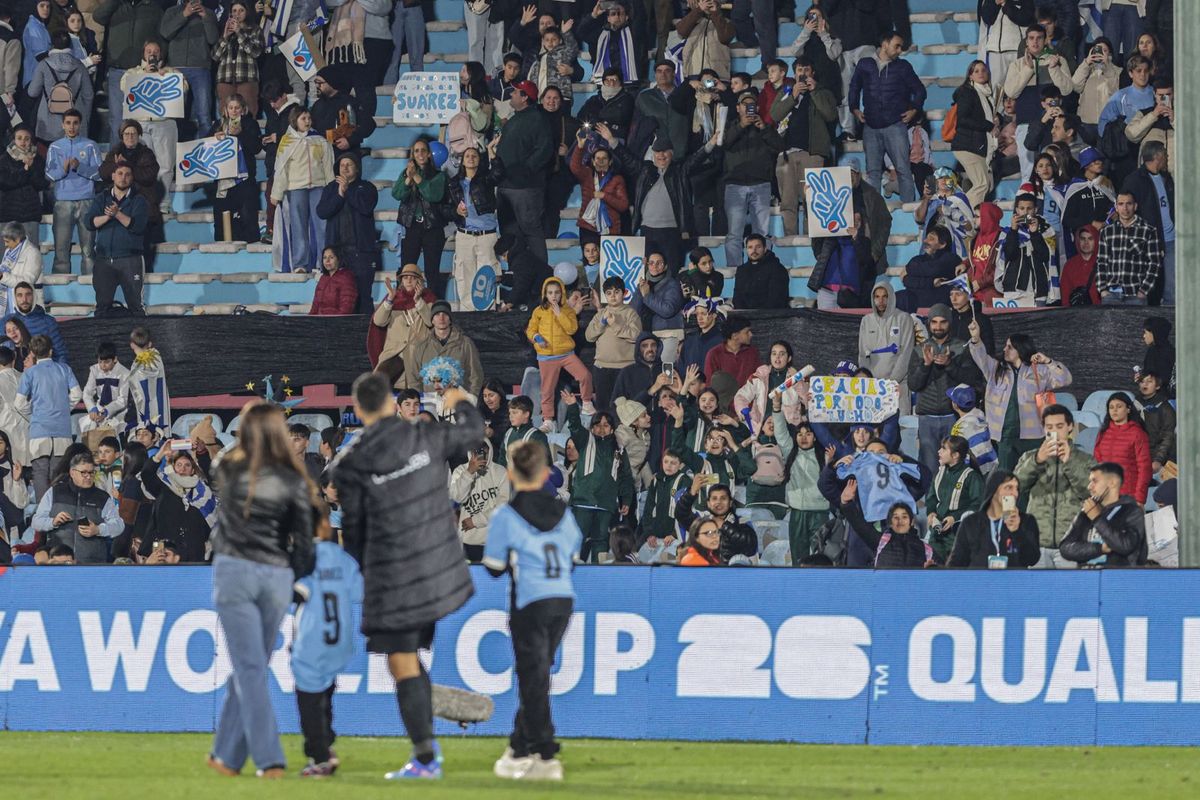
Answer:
(599, 236, 645, 302)
(804, 166, 854, 238)
(175, 137, 241, 187)
(282, 28, 323, 82)
(124, 73, 185, 120)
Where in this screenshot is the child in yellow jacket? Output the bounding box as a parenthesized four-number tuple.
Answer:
(525, 277, 596, 431)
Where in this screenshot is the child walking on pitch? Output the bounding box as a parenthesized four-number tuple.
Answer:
(483, 440, 583, 781)
(291, 514, 363, 777)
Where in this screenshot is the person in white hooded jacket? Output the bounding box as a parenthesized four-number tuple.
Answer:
(733, 340, 806, 432)
(449, 438, 511, 562)
(858, 280, 918, 414)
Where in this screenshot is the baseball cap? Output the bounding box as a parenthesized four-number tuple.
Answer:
(946, 383, 976, 409)
(512, 80, 538, 102)
(833, 360, 859, 376)
(1078, 147, 1103, 169)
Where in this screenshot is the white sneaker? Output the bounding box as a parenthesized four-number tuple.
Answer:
(539, 420, 555, 433)
(517, 756, 563, 781)
(493, 748, 534, 779)
(581, 400, 597, 416)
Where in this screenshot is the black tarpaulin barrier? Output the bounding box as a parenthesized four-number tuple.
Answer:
(56, 307, 1170, 402)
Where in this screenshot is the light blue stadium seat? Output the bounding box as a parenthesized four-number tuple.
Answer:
(1075, 427, 1099, 453)
(1056, 392, 1078, 412)
(172, 413, 224, 439)
(1083, 390, 1120, 420)
(1074, 411, 1102, 429)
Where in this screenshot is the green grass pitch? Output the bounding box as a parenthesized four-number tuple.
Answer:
(4, 732, 1200, 799)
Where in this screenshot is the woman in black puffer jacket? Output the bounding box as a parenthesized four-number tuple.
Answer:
(208, 403, 317, 778)
(0, 126, 49, 244)
(840, 480, 933, 568)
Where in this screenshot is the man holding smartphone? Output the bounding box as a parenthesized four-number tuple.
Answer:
(1013, 404, 1095, 569)
(31, 452, 124, 564)
(1059, 463, 1148, 567)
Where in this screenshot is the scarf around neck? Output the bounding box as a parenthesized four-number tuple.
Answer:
(6, 141, 35, 162)
(326, 0, 367, 65)
(594, 26, 637, 84)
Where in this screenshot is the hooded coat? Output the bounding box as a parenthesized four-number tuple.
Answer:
(966, 202, 1003, 306)
(947, 469, 1042, 568)
(565, 403, 635, 513)
(611, 332, 663, 407)
(857, 281, 916, 405)
(1058, 224, 1102, 306)
(333, 404, 484, 634)
(448, 439, 511, 547)
(840, 498, 931, 568)
(629, 270, 684, 334)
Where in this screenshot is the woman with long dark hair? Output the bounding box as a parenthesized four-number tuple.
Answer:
(950, 59, 996, 209)
(678, 516, 722, 566)
(392, 136, 448, 297)
(207, 403, 316, 778)
(478, 377, 509, 454)
(968, 323, 1072, 471)
(212, 1, 263, 117)
(1093, 391, 1152, 504)
(772, 395, 827, 565)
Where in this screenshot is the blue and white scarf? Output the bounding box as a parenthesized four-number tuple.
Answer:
(156, 458, 219, 530)
(582, 169, 614, 234)
(0, 241, 24, 317)
(593, 25, 638, 84)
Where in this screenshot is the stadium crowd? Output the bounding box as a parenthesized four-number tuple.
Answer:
(0, 0, 1179, 569)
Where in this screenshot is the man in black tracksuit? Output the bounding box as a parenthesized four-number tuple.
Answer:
(333, 374, 483, 777)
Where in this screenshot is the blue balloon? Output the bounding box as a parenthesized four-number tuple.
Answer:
(429, 141, 449, 169)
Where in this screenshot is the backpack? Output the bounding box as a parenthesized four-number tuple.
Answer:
(811, 514, 849, 565)
(940, 103, 958, 143)
(46, 65, 75, 116)
(750, 443, 785, 486)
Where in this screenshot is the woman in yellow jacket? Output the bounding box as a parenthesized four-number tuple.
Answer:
(525, 276, 596, 431)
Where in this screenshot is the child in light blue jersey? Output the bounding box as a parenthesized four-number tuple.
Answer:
(483, 440, 582, 782)
(291, 518, 363, 778)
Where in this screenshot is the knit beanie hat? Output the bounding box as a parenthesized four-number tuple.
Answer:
(615, 397, 647, 428)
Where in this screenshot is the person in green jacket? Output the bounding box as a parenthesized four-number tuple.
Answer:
(1012, 403, 1095, 568)
(742, 414, 788, 520)
(159, 0, 219, 132)
(638, 448, 690, 548)
(562, 391, 634, 562)
(667, 401, 752, 504)
(924, 435, 984, 563)
(495, 395, 550, 467)
(772, 397, 829, 564)
(392, 137, 449, 297)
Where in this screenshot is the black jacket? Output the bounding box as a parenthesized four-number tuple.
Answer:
(903, 248, 961, 308)
(333, 404, 484, 634)
(612, 331, 663, 407)
(1059, 495, 1148, 567)
(948, 471, 1041, 568)
(841, 499, 929, 568)
(212, 458, 315, 577)
(949, 300, 996, 356)
(138, 456, 213, 564)
(1121, 166, 1174, 247)
(444, 168, 498, 218)
(950, 83, 993, 157)
(317, 177, 380, 251)
(949, 509, 1042, 568)
(0, 151, 49, 223)
(263, 98, 301, 179)
(732, 251, 790, 310)
(808, 232, 876, 304)
(577, 90, 636, 141)
(311, 91, 376, 152)
(615, 142, 712, 239)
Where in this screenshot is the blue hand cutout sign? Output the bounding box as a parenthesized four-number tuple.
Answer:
(178, 137, 237, 180)
(601, 238, 644, 301)
(808, 169, 852, 233)
(126, 74, 184, 118)
(291, 36, 313, 73)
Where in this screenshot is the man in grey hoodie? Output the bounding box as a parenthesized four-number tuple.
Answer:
(858, 280, 917, 414)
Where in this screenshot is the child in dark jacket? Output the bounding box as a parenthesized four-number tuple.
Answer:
(563, 392, 634, 562)
(924, 435, 984, 562)
(638, 448, 690, 547)
(668, 402, 753, 504)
